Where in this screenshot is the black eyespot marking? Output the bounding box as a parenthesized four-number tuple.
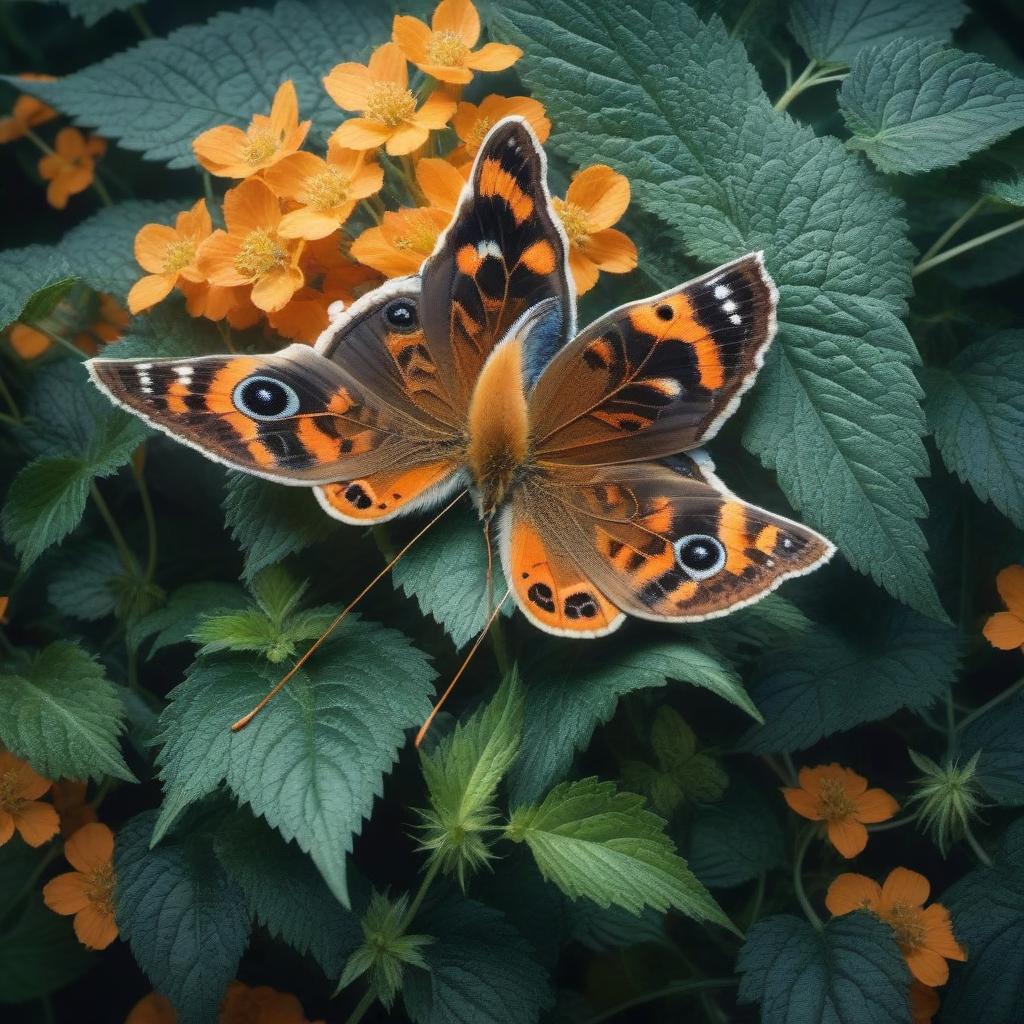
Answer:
(384, 298, 418, 332)
(340, 439, 354, 454)
(527, 582, 555, 613)
(656, 304, 674, 321)
(344, 483, 372, 510)
(232, 375, 300, 421)
(674, 534, 726, 580)
(564, 592, 598, 619)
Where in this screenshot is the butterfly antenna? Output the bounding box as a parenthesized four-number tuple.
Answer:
(230, 489, 468, 733)
(415, 588, 511, 749)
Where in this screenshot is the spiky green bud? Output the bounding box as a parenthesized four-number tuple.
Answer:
(907, 749, 987, 855)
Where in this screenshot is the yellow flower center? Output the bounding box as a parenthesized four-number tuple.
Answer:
(0, 771, 26, 814)
(467, 115, 493, 148)
(885, 901, 927, 951)
(393, 213, 440, 255)
(304, 166, 351, 211)
(234, 228, 287, 279)
(241, 128, 279, 167)
(162, 239, 197, 274)
(365, 82, 418, 128)
(555, 200, 591, 246)
(86, 862, 116, 919)
(426, 30, 470, 67)
(817, 776, 856, 821)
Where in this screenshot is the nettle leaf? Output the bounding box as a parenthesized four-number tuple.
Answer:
(788, 0, 967, 64)
(154, 619, 434, 905)
(737, 912, 911, 1024)
(941, 819, 1024, 1023)
(0, 641, 135, 782)
(507, 777, 733, 932)
(957, 691, 1024, 806)
(510, 639, 751, 807)
(14, 0, 390, 168)
(394, 508, 511, 650)
(222, 473, 335, 583)
(214, 810, 362, 978)
(19, 277, 77, 325)
(404, 896, 552, 1024)
(840, 41, 1024, 175)
(129, 581, 249, 657)
(496, 0, 944, 619)
(564, 899, 665, 952)
(744, 606, 961, 753)
(0, 244, 74, 332)
(115, 811, 250, 1024)
(684, 775, 785, 889)
(924, 331, 1024, 530)
(47, 540, 123, 621)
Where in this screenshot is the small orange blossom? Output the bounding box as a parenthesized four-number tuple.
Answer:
(0, 73, 58, 143)
(0, 750, 59, 847)
(51, 779, 97, 838)
(392, 0, 521, 85)
(8, 323, 52, 359)
(125, 981, 324, 1024)
(324, 42, 456, 156)
(37, 127, 105, 209)
(43, 822, 118, 950)
(983, 564, 1024, 651)
(783, 763, 899, 858)
(351, 206, 450, 278)
(827, 867, 966, 986)
(193, 81, 309, 179)
(449, 94, 550, 165)
(911, 980, 941, 1024)
(268, 288, 332, 344)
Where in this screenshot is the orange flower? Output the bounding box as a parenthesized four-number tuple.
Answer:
(128, 200, 214, 314)
(126, 993, 177, 1024)
(351, 206, 450, 278)
(51, 779, 97, 838)
(37, 127, 105, 209)
(0, 750, 59, 847)
(193, 81, 309, 179)
(42, 822, 118, 950)
(0, 73, 58, 143)
(553, 165, 637, 294)
(8, 323, 52, 359)
(910, 980, 941, 1024)
(263, 142, 384, 240)
(983, 565, 1024, 651)
(392, 0, 521, 85)
(449, 94, 550, 165)
(197, 179, 304, 312)
(268, 288, 331, 343)
(125, 982, 324, 1024)
(300, 236, 383, 307)
(783, 763, 899, 858)
(415, 157, 469, 214)
(0, 595, 7, 624)
(827, 867, 966, 986)
(324, 42, 456, 156)
(88, 295, 129, 344)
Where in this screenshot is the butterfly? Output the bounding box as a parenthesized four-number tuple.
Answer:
(88, 116, 834, 641)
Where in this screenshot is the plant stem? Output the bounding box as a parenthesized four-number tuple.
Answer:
(869, 813, 915, 833)
(773, 60, 846, 112)
(744, 872, 766, 929)
(0, 371, 22, 421)
(918, 197, 988, 266)
(957, 677, 1024, 733)
(90, 481, 140, 576)
(585, 978, 739, 1024)
(341, 988, 376, 1024)
(400, 856, 442, 932)
(913, 216, 1024, 277)
(129, 4, 154, 38)
(963, 818, 993, 867)
(92, 174, 114, 208)
(4, 841, 62, 920)
(23, 126, 54, 156)
(793, 826, 822, 931)
(28, 324, 85, 360)
(132, 459, 159, 581)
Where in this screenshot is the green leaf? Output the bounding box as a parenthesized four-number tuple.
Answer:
(19, 277, 77, 325)
(222, 473, 335, 583)
(496, 0, 943, 619)
(47, 540, 122, 621)
(213, 809, 362, 977)
(563, 900, 665, 952)
(129, 581, 249, 657)
(48, 0, 135, 27)
(744, 606, 961, 753)
(394, 508, 511, 649)
(0, 244, 73, 332)
(940, 819, 1024, 1021)
(987, 174, 1024, 207)
(403, 896, 552, 1024)
(684, 775, 785, 888)
(115, 811, 250, 1024)
(958, 691, 1024, 806)
(510, 639, 752, 806)
(840, 41, 1024, 175)
(737, 912, 911, 1023)
(924, 331, 1024, 529)
(0, 641, 135, 782)
(13, 0, 390, 168)
(507, 777, 733, 932)
(154, 618, 435, 905)
(788, 0, 967, 64)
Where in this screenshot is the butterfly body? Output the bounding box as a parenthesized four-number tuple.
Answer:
(89, 116, 835, 638)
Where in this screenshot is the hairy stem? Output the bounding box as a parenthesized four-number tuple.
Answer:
(913, 216, 1024, 277)
(793, 826, 822, 931)
(90, 481, 140, 576)
(132, 459, 159, 582)
(957, 676, 1024, 733)
(963, 819, 993, 868)
(918, 197, 988, 266)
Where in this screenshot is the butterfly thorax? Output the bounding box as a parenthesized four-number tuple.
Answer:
(466, 332, 531, 519)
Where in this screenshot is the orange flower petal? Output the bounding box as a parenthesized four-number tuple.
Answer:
(920, 904, 966, 960)
(568, 248, 600, 294)
(854, 787, 900, 824)
(386, 122, 431, 156)
(134, 223, 180, 274)
(882, 867, 930, 910)
(983, 611, 1024, 650)
(351, 225, 419, 278)
(566, 164, 631, 230)
(478, 94, 550, 141)
(269, 80, 299, 136)
(176, 198, 212, 239)
(250, 266, 303, 312)
(392, 15, 432, 65)
(369, 42, 409, 88)
(584, 227, 638, 273)
(416, 156, 467, 213)
(825, 873, 882, 916)
(73, 902, 118, 950)
(54, 126, 86, 158)
(126, 992, 178, 1024)
(323, 62, 373, 112)
(996, 565, 1024, 613)
(64, 821, 114, 873)
(910, 981, 940, 1024)
(192, 124, 249, 175)
(330, 118, 395, 151)
(465, 42, 522, 72)
(433, 0, 480, 46)
(827, 818, 868, 858)
(127, 274, 176, 314)
(9, 324, 51, 358)
(782, 786, 823, 821)
(349, 160, 385, 200)
(42, 871, 91, 915)
(262, 151, 326, 199)
(197, 232, 247, 286)
(278, 207, 346, 241)
(418, 64, 473, 85)
(223, 178, 281, 235)
(14, 801, 60, 846)
(415, 91, 458, 130)
(9, 756, 52, 801)
(905, 946, 950, 987)
(0, 812, 15, 846)
(268, 288, 331, 343)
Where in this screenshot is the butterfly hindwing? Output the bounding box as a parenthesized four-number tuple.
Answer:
(529, 252, 776, 465)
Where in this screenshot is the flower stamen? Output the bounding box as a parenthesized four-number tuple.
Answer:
(234, 228, 287, 278)
(241, 128, 279, 167)
(365, 82, 417, 128)
(886, 901, 928, 951)
(425, 30, 470, 67)
(555, 199, 592, 246)
(162, 239, 197, 274)
(304, 167, 351, 211)
(817, 776, 857, 821)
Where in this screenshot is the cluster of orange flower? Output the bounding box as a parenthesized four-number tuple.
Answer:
(126, 982, 323, 1024)
(0, 73, 107, 209)
(7, 288, 128, 360)
(783, 763, 965, 1023)
(125, 0, 637, 345)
